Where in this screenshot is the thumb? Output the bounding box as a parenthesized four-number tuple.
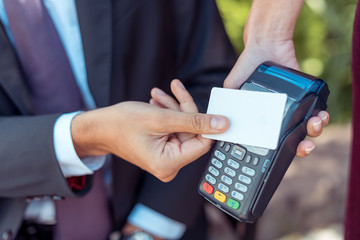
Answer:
(224, 53, 259, 89)
(162, 111, 229, 134)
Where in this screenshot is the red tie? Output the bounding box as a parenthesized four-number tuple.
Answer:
(4, 0, 111, 239)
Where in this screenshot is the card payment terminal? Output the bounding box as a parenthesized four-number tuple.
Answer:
(198, 62, 330, 223)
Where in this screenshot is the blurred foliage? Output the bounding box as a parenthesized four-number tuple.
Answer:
(217, 0, 357, 122)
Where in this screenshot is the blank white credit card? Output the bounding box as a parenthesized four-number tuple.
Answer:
(202, 87, 287, 150)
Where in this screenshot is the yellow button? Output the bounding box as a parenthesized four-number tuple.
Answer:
(214, 191, 226, 203)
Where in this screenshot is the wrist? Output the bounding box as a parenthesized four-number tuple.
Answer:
(244, 29, 293, 49)
(244, 19, 295, 47)
(71, 109, 110, 158)
(243, 0, 304, 46)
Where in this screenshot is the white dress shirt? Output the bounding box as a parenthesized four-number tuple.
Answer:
(0, 0, 185, 238)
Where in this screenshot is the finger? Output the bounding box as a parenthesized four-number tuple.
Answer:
(318, 110, 330, 126)
(223, 54, 255, 89)
(149, 98, 165, 108)
(150, 88, 181, 111)
(177, 135, 214, 168)
(296, 139, 315, 157)
(155, 136, 213, 182)
(306, 116, 323, 137)
(157, 110, 229, 134)
(170, 79, 198, 113)
(170, 79, 198, 142)
(305, 111, 329, 138)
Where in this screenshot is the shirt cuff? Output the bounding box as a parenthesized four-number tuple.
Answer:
(128, 203, 186, 240)
(53, 112, 106, 177)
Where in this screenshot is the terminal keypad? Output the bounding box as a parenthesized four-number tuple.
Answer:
(202, 141, 267, 212)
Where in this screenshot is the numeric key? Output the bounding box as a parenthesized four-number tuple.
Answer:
(214, 150, 226, 161)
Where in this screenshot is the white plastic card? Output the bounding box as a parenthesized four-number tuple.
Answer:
(202, 87, 287, 150)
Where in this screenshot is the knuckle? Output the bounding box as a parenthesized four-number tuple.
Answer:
(150, 164, 173, 182)
(187, 114, 205, 132)
(153, 169, 176, 182)
(160, 175, 176, 183)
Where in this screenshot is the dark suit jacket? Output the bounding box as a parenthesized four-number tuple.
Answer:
(0, 0, 236, 238)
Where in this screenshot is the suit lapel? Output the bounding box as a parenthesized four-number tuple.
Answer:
(75, 0, 112, 108)
(0, 23, 32, 115)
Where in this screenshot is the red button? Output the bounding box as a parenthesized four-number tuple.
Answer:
(203, 182, 214, 194)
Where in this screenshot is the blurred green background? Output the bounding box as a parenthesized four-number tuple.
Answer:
(216, 0, 357, 122)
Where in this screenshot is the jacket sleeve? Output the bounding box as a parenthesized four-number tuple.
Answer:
(0, 114, 91, 198)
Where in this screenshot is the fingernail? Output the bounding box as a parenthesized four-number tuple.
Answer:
(305, 145, 315, 155)
(177, 81, 185, 89)
(156, 88, 165, 95)
(320, 113, 328, 122)
(211, 116, 227, 130)
(313, 120, 322, 132)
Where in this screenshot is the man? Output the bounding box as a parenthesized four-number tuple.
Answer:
(0, 0, 234, 239)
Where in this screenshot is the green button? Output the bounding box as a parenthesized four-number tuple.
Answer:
(227, 199, 240, 210)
